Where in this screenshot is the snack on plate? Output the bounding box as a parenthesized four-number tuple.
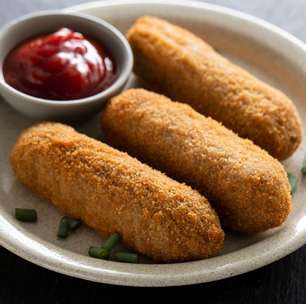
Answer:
(101, 89, 292, 233)
(10, 122, 224, 262)
(127, 16, 302, 160)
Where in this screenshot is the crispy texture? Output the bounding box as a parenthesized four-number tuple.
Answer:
(127, 16, 302, 160)
(101, 89, 292, 233)
(10, 122, 224, 262)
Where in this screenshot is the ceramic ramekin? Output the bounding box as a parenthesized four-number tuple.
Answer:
(0, 11, 133, 120)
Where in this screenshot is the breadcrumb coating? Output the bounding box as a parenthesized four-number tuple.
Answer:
(101, 89, 292, 233)
(127, 16, 302, 160)
(10, 122, 224, 262)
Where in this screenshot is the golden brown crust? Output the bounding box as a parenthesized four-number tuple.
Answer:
(127, 16, 302, 160)
(10, 122, 224, 262)
(101, 89, 292, 233)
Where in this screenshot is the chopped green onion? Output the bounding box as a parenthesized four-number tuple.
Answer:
(15, 208, 37, 222)
(57, 217, 70, 239)
(113, 252, 138, 263)
(57, 216, 81, 239)
(102, 233, 121, 251)
(301, 154, 306, 175)
(287, 172, 298, 194)
(88, 246, 109, 259)
(66, 217, 81, 231)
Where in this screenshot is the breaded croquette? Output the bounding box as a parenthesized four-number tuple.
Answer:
(100, 89, 292, 233)
(127, 16, 302, 160)
(10, 122, 224, 262)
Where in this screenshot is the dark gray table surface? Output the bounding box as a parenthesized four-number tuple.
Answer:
(1, 0, 306, 302)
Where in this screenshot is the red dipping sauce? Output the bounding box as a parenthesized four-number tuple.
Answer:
(3, 28, 116, 100)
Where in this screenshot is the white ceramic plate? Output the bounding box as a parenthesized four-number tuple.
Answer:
(1, 0, 306, 287)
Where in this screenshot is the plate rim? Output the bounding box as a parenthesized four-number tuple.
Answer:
(1, 0, 306, 287)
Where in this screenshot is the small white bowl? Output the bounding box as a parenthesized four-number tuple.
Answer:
(0, 11, 133, 120)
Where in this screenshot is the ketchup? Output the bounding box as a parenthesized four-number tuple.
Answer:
(3, 28, 116, 100)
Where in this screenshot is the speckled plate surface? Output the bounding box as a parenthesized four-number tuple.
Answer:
(1, 0, 306, 287)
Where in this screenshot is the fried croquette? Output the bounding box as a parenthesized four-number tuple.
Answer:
(127, 16, 302, 160)
(100, 89, 292, 233)
(10, 122, 224, 262)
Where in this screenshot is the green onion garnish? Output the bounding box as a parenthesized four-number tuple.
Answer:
(88, 246, 109, 259)
(57, 217, 70, 239)
(57, 216, 81, 239)
(15, 208, 37, 222)
(66, 217, 81, 231)
(102, 233, 121, 251)
(287, 172, 298, 194)
(301, 154, 306, 175)
(113, 252, 138, 263)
